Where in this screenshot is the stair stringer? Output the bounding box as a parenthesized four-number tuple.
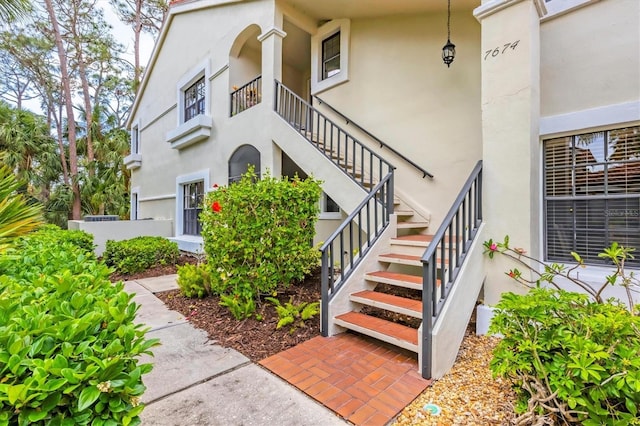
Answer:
(325, 214, 399, 336)
(421, 223, 487, 379)
(271, 114, 367, 214)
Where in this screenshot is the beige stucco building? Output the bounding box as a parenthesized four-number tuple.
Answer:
(126, 0, 640, 378)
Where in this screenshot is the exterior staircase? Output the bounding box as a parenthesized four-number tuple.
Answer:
(273, 80, 485, 379)
(333, 202, 439, 355)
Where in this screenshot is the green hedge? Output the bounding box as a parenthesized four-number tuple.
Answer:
(0, 233, 158, 425)
(16, 224, 95, 255)
(200, 170, 321, 319)
(103, 236, 179, 275)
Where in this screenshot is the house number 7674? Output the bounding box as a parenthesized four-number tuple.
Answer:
(484, 40, 520, 60)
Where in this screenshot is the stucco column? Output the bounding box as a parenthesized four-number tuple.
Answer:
(258, 8, 286, 177)
(474, 0, 545, 305)
(258, 25, 286, 112)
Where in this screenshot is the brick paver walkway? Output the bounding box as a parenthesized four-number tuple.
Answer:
(260, 332, 431, 425)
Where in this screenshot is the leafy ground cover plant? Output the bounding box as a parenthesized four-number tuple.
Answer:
(176, 263, 211, 298)
(0, 232, 159, 425)
(485, 237, 640, 425)
(103, 236, 179, 275)
(200, 169, 322, 319)
(265, 297, 320, 332)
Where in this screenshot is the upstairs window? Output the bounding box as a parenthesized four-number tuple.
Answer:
(131, 124, 140, 154)
(544, 126, 640, 266)
(322, 32, 341, 80)
(184, 77, 205, 122)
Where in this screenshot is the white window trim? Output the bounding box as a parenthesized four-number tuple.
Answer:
(175, 169, 210, 237)
(166, 114, 213, 150)
(124, 119, 142, 169)
(541, 0, 601, 21)
(130, 186, 140, 220)
(540, 101, 640, 137)
(176, 59, 212, 125)
(319, 193, 342, 220)
(130, 119, 140, 154)
(311, 19, 350, 95)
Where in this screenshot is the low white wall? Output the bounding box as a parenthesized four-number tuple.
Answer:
(68, 220, 174, 256)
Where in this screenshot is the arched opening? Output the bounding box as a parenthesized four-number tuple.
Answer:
(229, 24, 262, 116)
(229, 144, 261, 183)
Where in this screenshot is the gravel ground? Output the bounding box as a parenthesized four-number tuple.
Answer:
(393, 334, 517, 425)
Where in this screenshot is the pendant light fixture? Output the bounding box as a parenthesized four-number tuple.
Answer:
(442, 0, 455, 67)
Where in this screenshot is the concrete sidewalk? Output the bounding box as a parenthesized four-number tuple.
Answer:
(124, 275, 348, 426)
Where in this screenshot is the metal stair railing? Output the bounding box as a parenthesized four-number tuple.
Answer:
(275, 81, 394, 190)
(312, 95, 434, 179)
(319, 175, 394, 336)
(273, 81, 395, 337)
(421, 160, 483, 379)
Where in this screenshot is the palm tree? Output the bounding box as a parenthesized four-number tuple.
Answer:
(0, 155, 42, 253)
(0, 0, 31, 22)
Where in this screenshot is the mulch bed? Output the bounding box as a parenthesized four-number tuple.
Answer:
(113, 260, 322, 362)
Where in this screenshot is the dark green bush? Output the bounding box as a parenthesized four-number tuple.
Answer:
(201, 169, 321, 319)
(176, 263, 211, 298)
(0, 233, 158, 425)
(103, 236, 179, 275)
(490, 289, 640, 425)
(17, 224, 95, 255)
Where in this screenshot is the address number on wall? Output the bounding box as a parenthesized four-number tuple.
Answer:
(484, 40, 520, 60)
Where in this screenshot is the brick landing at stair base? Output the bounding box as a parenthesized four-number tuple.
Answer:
(259, 332, 431, 425)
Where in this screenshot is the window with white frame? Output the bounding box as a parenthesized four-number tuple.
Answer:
(182, 181, 205, 235)
(131, 124, 140, 154)
(184, 76, 205, 122)
(544, 126, 640, 267)
(166, 61, 212, 150)
(322, 32, 341, 79)
(320, 193, 341, 219)
(311, 19, 350, 94)
(130, 187, 140, 220)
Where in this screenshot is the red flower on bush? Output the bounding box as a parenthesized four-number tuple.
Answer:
(508, 270, 516, 278)
(212, 201, 222, 213)
(490, 243, 497, 251)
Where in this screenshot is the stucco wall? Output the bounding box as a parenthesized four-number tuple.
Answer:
(541, 0, 640, 118)
(313, 11, 483, 230)
(68, 220, 173, 256)
(130, 1, 277, 225)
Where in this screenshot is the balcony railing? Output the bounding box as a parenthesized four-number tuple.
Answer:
(230, 76, 262, 117)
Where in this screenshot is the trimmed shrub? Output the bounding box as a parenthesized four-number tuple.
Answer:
(490, 289, 640, 425)
(103, 236, 179, 275)
(0, 233, 158, 425)
(201, 169, 322, 318)
(16, 224, 95, 255)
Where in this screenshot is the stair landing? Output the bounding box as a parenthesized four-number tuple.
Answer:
(260, 332, 431, 426)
